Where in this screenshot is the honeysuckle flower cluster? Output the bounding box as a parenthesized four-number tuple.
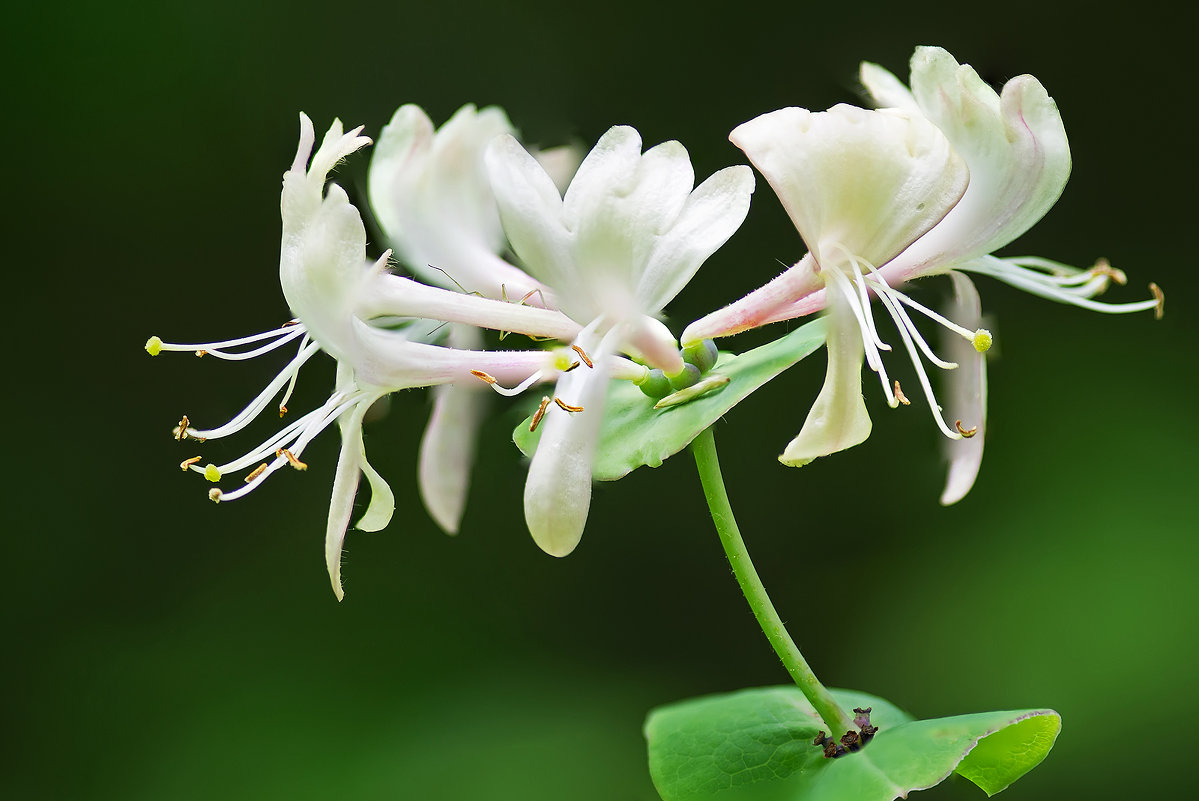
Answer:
(148, 46, 1161, 598)
(684, 45, 1161, 502)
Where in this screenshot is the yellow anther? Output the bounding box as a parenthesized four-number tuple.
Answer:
(208, 488, 223, 503)
(173, 415, 191, 441)
(282, 319, 301, 327)
(278, 448, 307, 471)
(529, 396, 552, 432)
(179, 456, 202, 471)
(145, 336, 163, 356)
(278, 405, 288, 417)
(955, 420, 978, 438)
(1150, 282, 1165, 320)
(894, 381, 911, 406)
(571, 345, 594, 368)
(1090, 258, 1127, 286)
(194, 350, 207, 357)
(553, 397, 584, 413)
(470, 370, 497, 385)
(203, 464, 222, 482)
(244, 463, 269, 483)
(972, 329, 993, 353)
(562, 360, 581, 373)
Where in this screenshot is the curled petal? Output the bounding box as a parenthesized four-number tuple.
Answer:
(730, 104, 968, 270)
(887, 47, 1071, 279)
(355, 419, 395, 532)
(418, 325, 488, 534)
(325, 399, 369, 601)
(939, 272, 988, 505)
(279, 116, 373, 363)
(523, 332, 612, 557)
(779, 289, 872, 466)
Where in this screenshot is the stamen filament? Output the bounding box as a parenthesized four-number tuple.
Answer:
(186, 341, 321, 440)
(151, 324, 305, 354)
(964, 256, 1161, 315)
(190, 327, 306, 361)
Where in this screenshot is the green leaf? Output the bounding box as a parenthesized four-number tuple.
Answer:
(644, 686, 1060, 801)
(514, 319, 827, 480)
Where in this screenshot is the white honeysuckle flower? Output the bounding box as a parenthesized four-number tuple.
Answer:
(368, 103, 580, 302)
(366, 103, 582, 535)
(148, 114, 605, 600)
(683, 46, 1160, 502)
(486, 125, 755, 556)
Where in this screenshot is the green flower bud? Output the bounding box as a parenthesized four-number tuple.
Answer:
(637, 369, 673, 399)
(682, 339, 719, 374)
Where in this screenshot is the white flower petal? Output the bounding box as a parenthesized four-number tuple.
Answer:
(859, 61, 919, 113)
(778, 289, 872, 466)
(730, 104, 968, 270)
(561, 126, 644, 231)
(280, 181, 370, 363)
(887, 47, 1071, 278)
(638, 164, 755, 313)
(368, 104, 543, 300)
(939, 272, 987, 505)
(523, 333, 612, 557)
(362, 274, 580, 343)
(418, 325, 488, 534)
(572, 138, 696, 297)
(325, 402, 367, 602)
(486, 134, 575, 293)
(354, 413, 396, 532)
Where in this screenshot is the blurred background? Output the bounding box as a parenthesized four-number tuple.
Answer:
(5, 1, 1194, 799)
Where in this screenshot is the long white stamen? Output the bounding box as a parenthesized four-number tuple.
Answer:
(196, 327, 307, 361)
(876, 288, 961, 439)
(151, 324, 303, 354)
(848, 261, 893, 353)
(874, 284, 959, 370)
(475, 370, 545, 397)
(213, 392, 366, 502)
(187, 341, 321, 440)
(827, 268, 896, 406)
(827, 243, 891, 353)
(963, 255, 1160, 314)
(277, 334, 311, 414)
(888, 290, 976, 342)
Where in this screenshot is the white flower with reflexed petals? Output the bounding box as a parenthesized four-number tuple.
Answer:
(365, 104, 582, 535)
(683, 46, 1161, 503)
(148, 114, 588, 600)
(486, 125, 755, 557)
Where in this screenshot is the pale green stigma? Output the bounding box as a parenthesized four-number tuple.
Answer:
(145, 336, 163, 356)
(972, 329, 993, 353)
(203, 464, 222, 483)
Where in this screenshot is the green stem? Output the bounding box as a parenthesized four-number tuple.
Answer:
(690, 427, 855, 737)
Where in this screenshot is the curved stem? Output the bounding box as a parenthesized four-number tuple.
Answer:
(691, 427, 855, 736)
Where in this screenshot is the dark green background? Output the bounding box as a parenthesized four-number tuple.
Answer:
(7, 1, 1194, 799)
